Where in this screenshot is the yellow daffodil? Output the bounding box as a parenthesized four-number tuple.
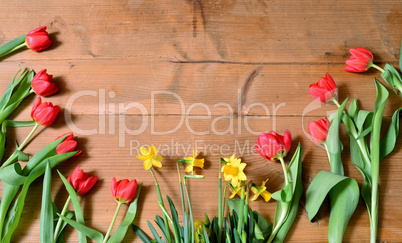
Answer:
(229, 185, 247, 199)
(136, 145, 163, 170)
(184, 150, 204, 174)
(251, 179, 271, 202)
(221, 154, 247, 187)
(194, 220, 204, 243)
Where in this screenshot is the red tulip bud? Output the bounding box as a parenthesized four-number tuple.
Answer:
(255, 130, 292, 161)
(25, 26, 52, 52)
(344, 47, 373, 73)
(67, 165, 97, 196)
(31, 69, 58, 96)
(55, 132, 82, 156)
(31, 97, 60, 126)
(308, 117, 331, 144)
(111, 177, 138, 204)
(309, 73, 338, 103)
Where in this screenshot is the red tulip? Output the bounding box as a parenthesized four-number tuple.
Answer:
(308, 117, 331, 144)
(25, 26, 52, 52)
(67, 165, 97, 196)
(344, 47, 373, 73)
(309, 73, 338, 103)
(256, 130, 292, 161)
(31, 97, 60, 126)
(111, 178, 138, 204)
(31, 69, 58, 96)
(55, 132, 82, 156)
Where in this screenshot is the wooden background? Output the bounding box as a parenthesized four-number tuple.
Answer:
(1, 0, 402, 242)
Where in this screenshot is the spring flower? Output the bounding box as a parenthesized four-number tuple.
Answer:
(309, 73, 338, 103)
(31, 69, 58, 96)
(67, 165, 97, 196)
(31, 97, 60, 126)
(256, 130, 292, 161)
(344, 47, 373, 72)
(308, 117, 331, 144)
(25, 26, 52, 52)
(229, 185, 246, 199)
(184, 150, 204, 173)
(55, 132, 82, 156)
(251, 179, 271, 202)
(221, 154, 247, 187)
(136, 145, 163, 170)
(111, 177, 138, 204)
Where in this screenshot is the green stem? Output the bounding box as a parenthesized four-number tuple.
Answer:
(18, 122, 40, 151)
(150, 168, 172, 243)
(53, 196, 71, 242)
(370, 126, 381, 243)
(237, 181, 245, 236)
(0, 123, 40, 169)
(371, 63, 385, 73)
(218, 162, 223, 243)
(279, 157, 289, 186)
(176, 162, 189, 241)
(103, 202, 123, 243)
(184, 178, 194, 243)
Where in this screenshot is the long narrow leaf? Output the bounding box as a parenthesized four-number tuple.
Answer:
(40, 162, 54, 242)
(380, 108, 402, 160)
(0, 34, 26, 58)
(58, 214, 104, 242)
(58, 171, 87, 243)
(131, 224, 152, 243)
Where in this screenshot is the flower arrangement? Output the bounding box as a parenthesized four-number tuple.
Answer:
(0, 26, 401, 243)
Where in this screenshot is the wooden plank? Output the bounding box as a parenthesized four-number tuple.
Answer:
(0, 60, 400, 118)
(3, 115, 401, 242)
(0, 0, 400, 63)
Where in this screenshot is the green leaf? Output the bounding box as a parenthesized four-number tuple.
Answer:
(0, 68, 27, 111)
(273, 144, 303, 242)
(166, 196, 181, 241)
(380, 108, 402, 160)
(131, 224, 152, 243)
(252, 211, 272, 241)
(0, 34, 26, 58)
(400, 40, 402, 71)
(147, 220, 164, 243)
(382, 63, 402, 93)
(347, 98, 358, 120)
(57, 214, 104, 242)
(326, 98, 348, 175)
(271, 184, 292, 203)
(0, 183, 19, 239)
(40, 162, 54, 242)
(305, 171, 359, 242)
(381, 69, 397, 93)
(203, 226, 211, 243)
(22, 135, 72, 175)
(1, 152, 76, 242)
(108, 184, 142, 242)
(154, 215, 168, 242)
(0, 163, 26, 185)
(58, 171, 87, 243)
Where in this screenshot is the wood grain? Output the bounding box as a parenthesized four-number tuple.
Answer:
(0, 0, 401, 242)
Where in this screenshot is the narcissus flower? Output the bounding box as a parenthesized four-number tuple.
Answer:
(344, 47, 373, 72)
(251, 179, 271, 202)
(55, 132, 82, 156)
(184, 150, 204, 173)
(31, 97, 60, 126)
(309, 73, 338, 103)
(136, 145, 163, 170)
(31, 69, 58, 96)
(25, 26, 52, 52)
(67, 165, 97, 196)
(111, 178, 138, 204)
(256, 130, 292, 161)
(221, 154, 247, 187)
(229, 184, 246, 199)
(308, 117, 331, 144)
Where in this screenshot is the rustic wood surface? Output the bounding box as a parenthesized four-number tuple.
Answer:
(1, 0, 402, 242)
